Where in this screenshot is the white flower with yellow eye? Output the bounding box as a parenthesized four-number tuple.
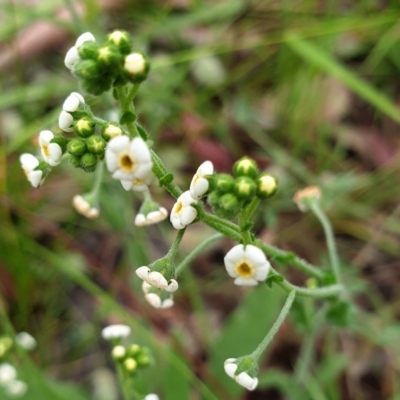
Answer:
(170, 191, 198, 230)
(39, 130, 62, 166)
(101, 324, 131, 340)
(105, 136, 153, 182)
(224, 244, 270, 286)
(19, 153, 42, 188)
(224, 358, 258, 391)
(189, 160, 213, 199)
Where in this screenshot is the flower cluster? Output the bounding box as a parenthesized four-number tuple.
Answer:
(111, 343, 152, 374)
(0, 363, 28, 398)
(170, 161, 214, 229)
(142, 282, 174, 309)
(208, 157, 278, 220)
(224, 244, 270, 286)
(224, 358, 258, 391)
(65, 31, 149, 95)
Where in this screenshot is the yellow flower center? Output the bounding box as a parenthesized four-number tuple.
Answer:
(119, 153, 136, 172)
(175, 201, 183, 214)
(42, 144, 50, 158)
(235, 261, 254, 278)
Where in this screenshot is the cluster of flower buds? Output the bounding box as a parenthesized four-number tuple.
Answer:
(0, 362, 28, 398)
(208, 157, 278, 220)
(64, 31, 149, 95)
(224, 357, 259, 391)
(142, 282, 174, 309)
(111, 343, 152, 375)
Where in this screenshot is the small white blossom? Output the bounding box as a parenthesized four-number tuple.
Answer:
(189, 160, 213, 199)
(124, 53, 146, 75)
(136, 267, 178, 292)
(39, 130, 62, 166)
(135, 207, 168, 227)
(105, 136, 153, 182)
(101, 324, 131, 340)
(63, 92, 85, 112)
(65, 32, 96, 69)
(58, 110, 74, 132)
(0, 363, 17, 385)
(72, 195, 99, 219)
(224, 244, 270, 286)
(19, 153, 42, 188)
(15, 332, 36, 351)
(143, 395, 160, 400)
(224, 358, 258, 391)
(5, 380, 28, 397)
(142, 282, 174, 309)
(170, 191, 198, 230)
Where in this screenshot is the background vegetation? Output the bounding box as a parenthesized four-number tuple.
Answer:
(1, 0, 400, 399)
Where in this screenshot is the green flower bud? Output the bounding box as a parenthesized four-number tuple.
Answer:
(78, 41, 99, 60)
(67, 139, 86, 156)
(50, 135, 68, 153)
(214, 173, 235, 193)
(233, 157, 258, 179)
(82, 76, 113, 96)
(124, 358, 137, 372)
(73, 59, 99, 79)
(86, 136, 106, 155)
(123, 53, 150, 83)
(74, 118, 96, 138)
(80, 153, 97, 172)
(0, 336, 13, 357)
(234, 176, 256, 200)
(97, 45, 122, 70)
(107, 30, 132, 55)
(112, 345, 127, 361)
(69, 154, 81, 168)
(219, 193, 239, 211)
(256, 173, 278, 199)
(101, 123, 123, 141)
(128, 344, 141, 357)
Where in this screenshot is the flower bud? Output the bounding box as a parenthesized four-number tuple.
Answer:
(234, 176, 256, 200)
(97, 45, 122, 70)
(101, 123, 123, 141)
(219, 193, 239, 211)
(80, 153, 97, 172)
(73, 59, 99, 79)
(128, 344, 141, 357)
(86, 136, 106, 155)
(123, 53, 150, 83)
(293, 185, 321, 212)
(112, 345, 127, 361)
(136, 347, 152, 368)
(50, 135, 68, 153)
(233, 157, 258, 179)
(107, 30, 132, 54)
(214, 173, 235, 193)
(69, 154, 81, 168)
(124, 358, 137, 372)
(67, 139, 86, 156)
(78, 40, 99, 60)
(74, 118, 96, 138)
(256, 173, 278, 199)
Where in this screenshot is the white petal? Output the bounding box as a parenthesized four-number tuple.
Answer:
(131, 182, 148, 192)
(64, 46, 80, 69)
(147, 271, 168, 289)
(0, 363, 17, 384)
(198, 160, 214, 176)
(236, 373, 258, 391)
(254, 264, 270, 281)
(135, 214, 146, 226)
(143, 395, 160, 400)
(71, 92, 85, 103)
(101, 324, 131, 340)
(161, 298, 174, 308)
(5, 379, 27, 397)
(58, 111, 74, 131)
(15, 332, 36, 351)
(190, 177, 209, 199)
(20, 153, 39, 170)
(234, 277, 258, 286)
(142, 281, 152, 294)
(48, 143, 62, 163)
(86, 208, 99, 219)
(145, 293, 162, 308)
(63, 95, 80, 112)
(107, 135, 130, 153)
(121, 180, 134, 191)
(244, 245, 267, 267)
(136, 266, 150, 280)
(224, 245, 245, 265)
(105, 151, 118, 173)
(180, 206, 197, 226)
(224, 361, 238, 378)
(29, 170, 43, 188)
(39, 130, 54, 145)
(75, 32, 96, 48)
(170, 217, 185, 230)
(165, 279, 178, 292)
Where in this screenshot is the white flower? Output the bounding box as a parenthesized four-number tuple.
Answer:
(58, 110, 74, 132)
(124, 53, 146, 75)
(143, 395, 160, 400)
(63, 92, 85, 112)
(105, 136, 153, 182)
(39, 130, 62, 166)
(101, 324, 131, 340)
(224, 244, 270, 286)
(224, 358, 258, 391)
(189, 160, 213, 199)
(5, 380, 28, 397)
(136, 267, 178, 293)
(142, 282, 174, 309)
(64, 32, 96, 69)
(170, 191, 198, 230)
(0, 363, 17, 385)
(135, 207, 168, 227)
(15, 332, 36, 351)
(19, 153, 42, 188)
(72, 195, 99, 219)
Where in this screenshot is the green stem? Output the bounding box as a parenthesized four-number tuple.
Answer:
(255, 240, 323, 279)
(309, 201, 342, 283)
(239, 208, 252, 245)
(251, 290, 296, 362)
(242, 197, 260, 222)
(167, 228, 186, 260)
(116, 363, 132, 400)
(176, 233, 224, 275)
(90, 161, 104, 198)
(198, 209, 242, 242)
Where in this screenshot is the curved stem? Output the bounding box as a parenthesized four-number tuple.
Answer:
(167, 228, 186, 260)
(198, 209, 242, 242)
(251, 290, 296, 362)
(176, 233, 224, 275)
(309, 202, 342, 283)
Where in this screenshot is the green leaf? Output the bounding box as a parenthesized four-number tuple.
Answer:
(120, 111, 137, 125)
